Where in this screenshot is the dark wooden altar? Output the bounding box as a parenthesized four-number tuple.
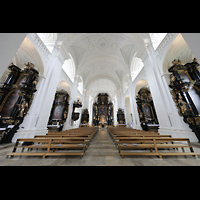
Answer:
(117, 108, 126, 126)
(0, 62, 39, 143)
(47, 91, 69, 131)
(136, 87, 159, 131)
(80, 108, 89, 126)
(92, 93, 113, 126)
(168, 58, 200, 141)
(71, 100, 82, 121)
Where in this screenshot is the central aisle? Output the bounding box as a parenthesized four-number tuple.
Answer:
(82, 127, 133, 165)
(86, 127, 119, 158)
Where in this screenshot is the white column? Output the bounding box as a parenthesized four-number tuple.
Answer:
(144, 40, 197, 142)
(12, 43, 65, 141)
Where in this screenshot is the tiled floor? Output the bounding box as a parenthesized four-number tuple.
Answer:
(0, 128, 200, 166)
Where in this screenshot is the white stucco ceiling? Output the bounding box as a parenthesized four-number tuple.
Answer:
(55, 33, 147, 99)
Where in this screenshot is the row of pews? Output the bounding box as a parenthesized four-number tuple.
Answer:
(6, 127, 99, 159)
(107, 126, 200, 159)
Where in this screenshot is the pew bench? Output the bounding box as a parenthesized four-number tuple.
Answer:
(118, 138, 200, 159)
(35, 135, 90, 147)
(114, 135, 172, 145)
(6, 138, 86, 159)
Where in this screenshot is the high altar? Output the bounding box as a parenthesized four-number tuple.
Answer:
(92, 93, 113, 127)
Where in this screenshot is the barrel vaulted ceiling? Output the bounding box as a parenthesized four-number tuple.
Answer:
(55, 33, 148, 99)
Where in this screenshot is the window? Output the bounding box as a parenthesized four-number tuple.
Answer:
(131, 56, 144, 81)
(62, 54, 76, 83)
(149, 33, 167, 50)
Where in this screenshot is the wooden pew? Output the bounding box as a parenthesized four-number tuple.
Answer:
(118, 138, 200, 159)
(6, 138, 86, 159)
(7, 127, 99, 159)
(35, 135, 90, 147)
(108, 127, 200, 159)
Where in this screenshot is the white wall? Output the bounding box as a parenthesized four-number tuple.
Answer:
(0, 33, 27, 76)
(122, 33, 198, 142)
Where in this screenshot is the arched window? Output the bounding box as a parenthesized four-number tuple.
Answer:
(62, 53, 76, 83)
(130, 55, 144, 81)
(76, 75, 83, 95)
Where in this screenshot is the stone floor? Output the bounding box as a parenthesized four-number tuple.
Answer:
(0, 128, 200, 166)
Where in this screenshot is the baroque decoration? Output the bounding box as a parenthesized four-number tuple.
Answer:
(47, 91, 70, 131)
(71, 99, 82, 121)
(0, 62, 39, 143)
(92, 93, 113, 127)
(117, 108, 126, 126)
(80, 109, 89, 126)
(136, 87, 159, 131)
(168, 58, 200, 141)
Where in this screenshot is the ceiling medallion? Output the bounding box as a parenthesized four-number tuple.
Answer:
(98, 38, 107, 49)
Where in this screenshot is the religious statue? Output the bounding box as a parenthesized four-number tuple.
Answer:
(177, 59, 182, 65)
(178, 93, 188, 115)
(193, 57, 199, 63)
(32, 78, 38, 88)
(17, 98, 28, 118)
(63, 110, 67, 119)
(25, 62, 34, 69)
(172, 59, 177, 65)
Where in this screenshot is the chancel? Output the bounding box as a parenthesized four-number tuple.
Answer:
(1, 33, 200, 166)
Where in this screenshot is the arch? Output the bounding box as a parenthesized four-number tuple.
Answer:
(62, 53, 76, 83)
(163, 34, 194, 74)
(57, 81, 71, 96)
(135, 79, 149, 96)
(85, 74, 120, 90)
(130, 53, 144, 81)
(86, 76, 118, 101)
(11, 37, 44, 76)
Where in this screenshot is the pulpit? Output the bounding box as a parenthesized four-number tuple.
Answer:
(71, 100, 82, 122)
(80, 109, 89, 126)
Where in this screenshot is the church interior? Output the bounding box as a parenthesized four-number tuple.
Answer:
(0, 33, 200, 166)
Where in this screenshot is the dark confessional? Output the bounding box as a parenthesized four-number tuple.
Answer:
(0, 63, 39, 143)
(92, 93, 113, 127)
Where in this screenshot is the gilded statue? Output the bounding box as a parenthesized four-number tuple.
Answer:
(172, 59, 177, 65)
(63, 110, 67, 119)
(25, 62, 34, 69)
(194, 116, 200, 125)
(17, 98, 28, 118)
(178, 93, 188, 115)
(177, 59, 182, 65)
